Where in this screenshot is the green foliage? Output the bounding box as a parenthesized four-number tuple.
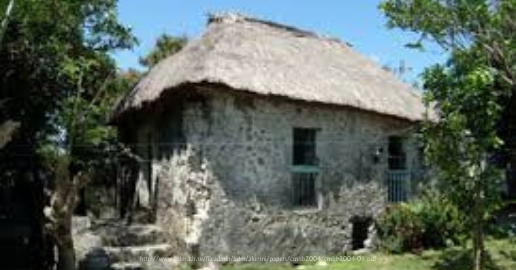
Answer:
(139, 34, 187, 69)
(0, 0, 136, 180)
(413, 190, 467, 248)
(1, 2, 137, 267)
(380, 1, 515, 268)
(421, 54, 505, 216)
(377, 190, 466, 253)
(377, 203, 423, 253)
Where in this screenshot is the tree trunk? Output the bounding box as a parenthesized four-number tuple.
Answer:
(473, 186, 484, 270)
(0, 120, 20, 149)
(0, 0, 15, 48)
(52, 202, 76, 270)
(56, 231, 76, 270)
(45, 163, 87, 270)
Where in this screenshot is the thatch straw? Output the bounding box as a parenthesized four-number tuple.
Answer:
(112, 13, 428, 122)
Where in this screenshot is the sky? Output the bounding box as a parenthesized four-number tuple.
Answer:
(114, 0, 448, 83)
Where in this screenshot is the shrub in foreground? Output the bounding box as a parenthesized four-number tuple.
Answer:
(376, 190, 466, 253)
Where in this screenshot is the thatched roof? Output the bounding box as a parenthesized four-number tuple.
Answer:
(112, 13, 428, 122)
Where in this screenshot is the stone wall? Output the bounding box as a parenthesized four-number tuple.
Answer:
(135, 86, 423, 257)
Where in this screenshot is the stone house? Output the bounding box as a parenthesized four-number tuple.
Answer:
(111, 13, 430, 257)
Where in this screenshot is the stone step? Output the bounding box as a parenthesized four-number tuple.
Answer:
(98, 224, 168, 246)
(110, 260, 179, 270)
(110, 262, 143, 270)
(103, 244, 173, 264)
(142, 261, 180, 270)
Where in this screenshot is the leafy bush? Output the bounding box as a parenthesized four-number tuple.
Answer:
(376, 203, 423, 253)
(377, 189, 466, 253)
(415, 190, 467, 248)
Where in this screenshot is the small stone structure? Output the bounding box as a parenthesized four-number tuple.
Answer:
(119, 88, 425, 257)
(111, 13, 430, 258)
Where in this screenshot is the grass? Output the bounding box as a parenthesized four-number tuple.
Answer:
(218, 238, 516, 270)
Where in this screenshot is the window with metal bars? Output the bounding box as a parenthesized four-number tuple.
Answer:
(387, 136, 409, 202)
(292, 128, 318, 207)
(292, 172, 317, 207)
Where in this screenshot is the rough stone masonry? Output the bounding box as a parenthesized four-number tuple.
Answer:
(126, 85, 425, 258)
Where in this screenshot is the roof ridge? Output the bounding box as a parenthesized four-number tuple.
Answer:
(207, 12, 352, 47)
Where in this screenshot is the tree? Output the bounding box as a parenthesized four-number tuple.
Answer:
(41, 30, 186, 268)
(139, 33, 187, 69)
(380, 1, 515, 269)
(382, 60, 414, 80)
(41, 58, 137, 270)
(0, 0, 17, 150)
(0, 0, 136, 269)
(0, 0, 14, 47)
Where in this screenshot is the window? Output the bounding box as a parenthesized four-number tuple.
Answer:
(293, 128, 317, 166)
(292, 128, 318, 207)
(387, 136, 409, 202)
(388, 136, 406, 170)
(292, 172, 317, 207)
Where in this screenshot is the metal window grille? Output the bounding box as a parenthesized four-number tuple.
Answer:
(387, 136, 409, 202)
(387, 170, 409, 202)
(292, 172, 317, 207)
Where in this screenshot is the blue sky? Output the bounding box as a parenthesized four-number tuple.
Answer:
(114, 0, 448, 83)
